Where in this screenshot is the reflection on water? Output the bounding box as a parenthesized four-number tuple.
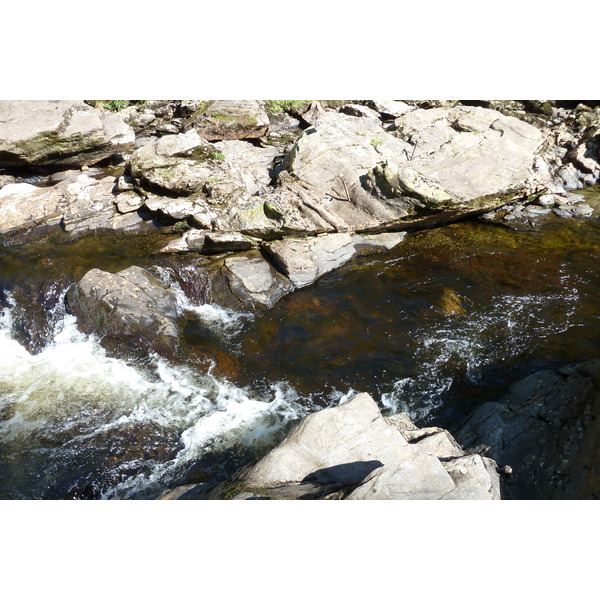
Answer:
(1, 213, 600, 498)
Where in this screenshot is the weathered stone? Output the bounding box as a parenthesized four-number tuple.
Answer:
(440, 455, 502, 500)
(392, 106, 548, 201)
(368, 100, 414, 118)
(189, 100, 270, 141)
(265, 233, 356, 288)
(66, 266, 180, 356)
(128, 129, 246, 201)
(158, 230, 257, 255)
(340, 104, 382, 120)
(213, 140, 279, 196)
(0, 100, 135, 167)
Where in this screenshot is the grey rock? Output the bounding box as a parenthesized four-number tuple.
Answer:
(265, 233, 356, 288)
(440, 455, 502, 500)
(368, 100, 414, 118)
(67, 266, 180, 356)
(128, 129, 246, 200)
(0, 100, 135, 167)
(213, 140, 279, 196)
(207, 249, 295, 310)
(340, 104, 382, 120)
(208, 392, 501, 500)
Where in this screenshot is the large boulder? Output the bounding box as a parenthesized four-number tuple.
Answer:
(457, 360, 600, 499)
(0, 100, 135, 167)
(66, 266, 180, 356)
(282, 107, 553, 233)
(202, 393, 501, 500)
(186, 100, 270, 141)
(128, 129, 246, 199)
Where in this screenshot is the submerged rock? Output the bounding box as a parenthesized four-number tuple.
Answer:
(457, 360, 600, 499)
(66, 266, 180, 356)
(197, 392, 501, 500)
(0, 100, 135, 167)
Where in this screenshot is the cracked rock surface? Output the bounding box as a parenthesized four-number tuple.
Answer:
(195, 392, 501, 500)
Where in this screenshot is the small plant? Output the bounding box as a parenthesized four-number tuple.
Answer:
(210, 151, 226, 161)
(370, 138, 386, 149)
(264, 100, 309, 114)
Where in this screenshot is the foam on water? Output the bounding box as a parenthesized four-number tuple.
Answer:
(380, 284, 580, 421)
(154, 265, 254, 337)
(0, 295, 306, 498)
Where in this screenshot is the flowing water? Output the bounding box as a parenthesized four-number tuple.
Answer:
(2, 203, 600, 499)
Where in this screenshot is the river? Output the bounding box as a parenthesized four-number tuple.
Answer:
(1, 196, 600, 499)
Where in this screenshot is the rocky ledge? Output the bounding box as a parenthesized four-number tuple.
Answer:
(158, 392, 502, 500)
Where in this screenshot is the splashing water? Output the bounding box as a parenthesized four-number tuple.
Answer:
(0, 296, 306, 499)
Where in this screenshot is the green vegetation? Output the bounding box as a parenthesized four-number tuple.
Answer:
(370, 138, 386, 149)
(210, 151, 226, 161)
(264, 100, 309, 114)
(85, 100, 142, 112)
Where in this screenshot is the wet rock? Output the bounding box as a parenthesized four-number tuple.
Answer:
(0, 100, 135, 167)
(265, 233, 357, 288)
(434, 287, 473, 316)
(187, 100, 270, 141)
(66, 266, 180, 356)
(204, 393, 501, 500)
(457, 360, 600, 499)
(207, 249, 294, 310)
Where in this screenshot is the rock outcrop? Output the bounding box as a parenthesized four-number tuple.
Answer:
(66, 266, 180, 356)
(189, 393, 501, 500)
(457, 360, 600, 499)
(0, 173, 148, 236)
(0, 100, 135, 167)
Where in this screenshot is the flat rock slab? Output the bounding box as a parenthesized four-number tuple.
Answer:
(0, 173, 148, 237)
(67, 266, 180, 356)
(265, 233, 356, 288)
(393, 106, 548, 201)
(0, 100, 135, 167)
